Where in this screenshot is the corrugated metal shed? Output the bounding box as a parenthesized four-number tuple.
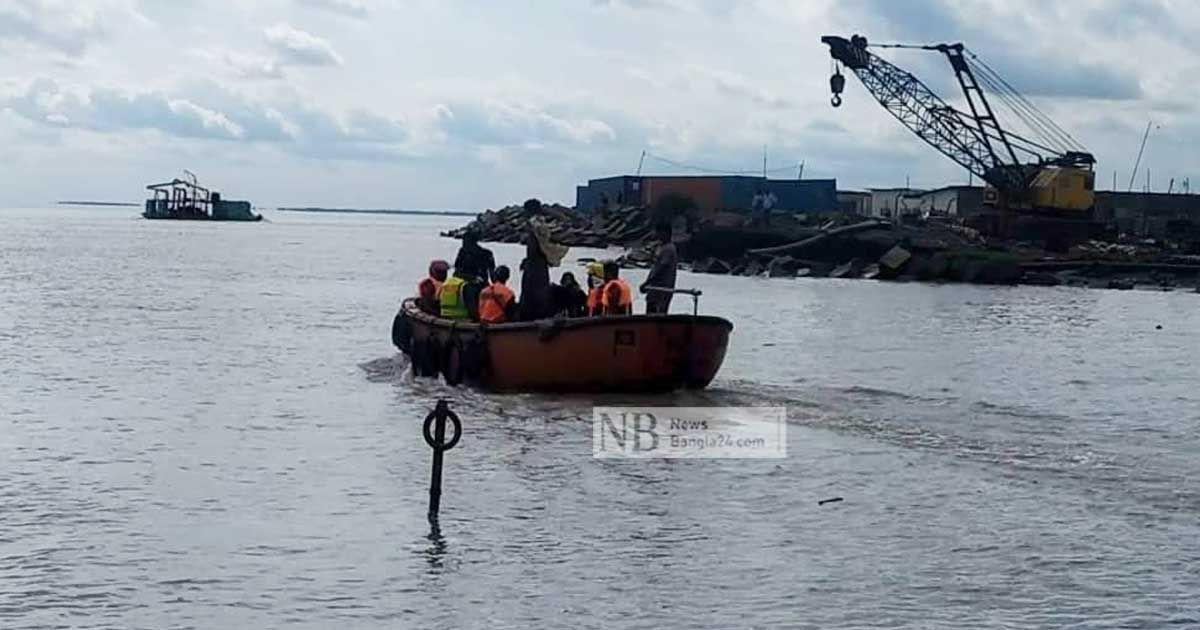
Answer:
(574, 185, 593, 211)
(641, 177, 723, 214)
(579, 176, 640, 212)
(764, 179, 837, 212)
(576, 175, 839, 214)
(719, 176, 762, 210)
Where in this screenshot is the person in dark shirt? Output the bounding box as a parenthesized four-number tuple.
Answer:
(640, 224, 678, 314)
(518, 223, 552, 320)
(453, 229, 495, 284)
(551, 271, 588, 317)
(453, 229, 495, 320)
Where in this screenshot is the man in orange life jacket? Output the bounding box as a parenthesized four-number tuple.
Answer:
(478, 265, 518, 324)
(600, 261, 633, 316)
(417, 259, 449, 315)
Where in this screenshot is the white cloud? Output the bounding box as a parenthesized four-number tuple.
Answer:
(0, 0, 147, 56)
(1, 77, 415, 160)
(295, 0, 368, 19)
(264, 23, 344, 67)
(3, 78, 246, 139)
(219, 50, 285, 80)
(1, 1, 1199, 208)
(437, 101, 617, 147)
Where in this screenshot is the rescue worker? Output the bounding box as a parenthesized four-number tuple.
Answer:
(478, 265, 517, 324)
(437, 269, 470, 320)
(600, 261, 633, 316)
(585, 262, 605, 316)
(416, 259, 449, 315)
(640, 224, 677, 314)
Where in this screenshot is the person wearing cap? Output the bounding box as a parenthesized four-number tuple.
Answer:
(600, 261, 633, 316)
(417, 259, 449, 315)
(584, 262, 605, 316)
(478, 265, 518, 324)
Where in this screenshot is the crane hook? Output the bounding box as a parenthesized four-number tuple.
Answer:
(829, 67, 845, 108)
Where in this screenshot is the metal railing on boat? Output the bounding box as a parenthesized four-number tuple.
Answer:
(644, 286, 702, 316)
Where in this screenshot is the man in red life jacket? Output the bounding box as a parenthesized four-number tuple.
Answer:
(478, 265, 518, 323)
(417, 259, 449, 314)
(600, 261, 633, 316)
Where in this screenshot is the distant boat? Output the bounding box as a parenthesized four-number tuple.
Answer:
(143, 170, 261, 221)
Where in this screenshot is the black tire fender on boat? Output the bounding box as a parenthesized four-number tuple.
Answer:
(392, 311, 412, 354)
(441, 338, 464, 386)
(410, 335, 439, 378)
(461, 332, 488, 381)
(409, 336, 426, 375)
(419, 336, 442, 378)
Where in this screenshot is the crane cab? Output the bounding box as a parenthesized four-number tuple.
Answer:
(1029, 166, 1094, 213)
(983, 164, 1094, 216)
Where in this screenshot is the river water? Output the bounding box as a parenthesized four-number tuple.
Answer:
(2, 207, 1199, 629)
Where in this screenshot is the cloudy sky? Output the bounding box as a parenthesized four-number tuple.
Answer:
(2, 0, 1197, 209)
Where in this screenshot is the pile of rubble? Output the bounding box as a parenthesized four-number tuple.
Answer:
(444, 203, 1200, 292)
(687, 223, 1200, 291)
(684, 219, 1029, 283)
(442, 203, 656, 249)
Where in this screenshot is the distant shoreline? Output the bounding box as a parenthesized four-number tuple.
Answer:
(277, 207, 477, 217)
(57, 201, 140, 207)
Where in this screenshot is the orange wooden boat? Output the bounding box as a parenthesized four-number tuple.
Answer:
(392, 299, 732, 392)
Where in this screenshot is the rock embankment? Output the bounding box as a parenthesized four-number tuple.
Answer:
(687, 218, 1200, 291)
(441, 203, 655, 249)
(444, 204, 1200, 292)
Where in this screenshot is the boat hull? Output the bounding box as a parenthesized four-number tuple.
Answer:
(395, 301, 732, 393)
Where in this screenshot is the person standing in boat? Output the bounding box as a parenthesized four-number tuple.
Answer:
(639, 224, 677, 314)
(600, 261, 633, 316)
(453, 228, 495, 319)
(478, 265, 518, 323)
(416, 259, 449, 315)
(518, 213, 567, 321)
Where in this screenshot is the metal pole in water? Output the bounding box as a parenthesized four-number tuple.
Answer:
(423, 399, 462, 523)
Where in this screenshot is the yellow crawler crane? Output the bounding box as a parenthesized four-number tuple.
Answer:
(823, 35, 1096, 247)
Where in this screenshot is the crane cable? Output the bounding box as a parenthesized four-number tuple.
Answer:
(963, 57, 1073, 154)
(964, 49, 1085, 152)
(969, 65, 1071, 156)
(970, 63, 1074, 155)
(868, 41, 1086, 157)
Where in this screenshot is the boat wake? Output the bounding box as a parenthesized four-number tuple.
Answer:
(358, 355, 412, 383)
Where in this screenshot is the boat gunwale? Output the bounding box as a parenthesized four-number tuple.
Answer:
(400, 299, 733, 334)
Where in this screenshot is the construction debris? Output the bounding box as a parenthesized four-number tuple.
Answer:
(445, 203, 1200, 292)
